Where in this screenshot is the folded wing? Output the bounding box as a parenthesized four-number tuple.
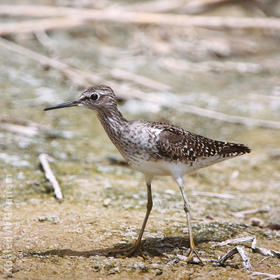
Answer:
(156, 126, 250, 163)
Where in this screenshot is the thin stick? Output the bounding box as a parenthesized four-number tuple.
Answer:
(218, 247, 238, 264)
(122, 0, 187, 13)
(236, 247, 252, 271)
(215, 236, 255, 247)
(251, 271, 280, 279)
(246, 93, 280, 103)
(0, 114, 74, 139)
(35, 30, 57, 53)
(1, 37, 280, 130)
(0, 117, 49, 128)
(39, 153, 63, 202)
(192, 191, 236, 199)
(110, 68, 171, 91)
(218, 246, 252, 270)
(0, 17, 85, 36)
(1, 5, 280, 31)
(251, 237, 280, 258)
(161, 58, 265, 74)
(174, 102, 280, 130)
(231, 207, 270, 218)
(176, 0, 238, 14)
(0, 37, 101, 86)
(0, 122, 39, 137)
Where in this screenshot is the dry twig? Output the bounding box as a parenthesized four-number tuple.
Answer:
(0, 17, 85, 36)
(1, 37, 280, 130)
(35, 30, 57, 53)
(121, 0, 187, 13)
(192, 191, 236, 199)
(39, 153, 63, 202)
(251, 237, 280, 259)
(215, 235, 280, 260)
(173, 102, 280, 130)
(0, 122, 39, 137)
(1, 5, 280, 33)
(0, 117, 73, 139)
(110, 68, 171, 91)
(231, 207, 270, 218)
(245, 93, 280, 103)
(179, 0, 242, 14)
(236, 247, 252, 271)
(251, 271, 280, 279)
(215, 236, 280, 274)
(218, 246, 252, 270)
(0, 37, 101, 86)
(215, 236, 255, 247)
(160, 58, 264, 74)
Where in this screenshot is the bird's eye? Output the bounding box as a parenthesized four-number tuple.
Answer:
(90, 93, 99, 100)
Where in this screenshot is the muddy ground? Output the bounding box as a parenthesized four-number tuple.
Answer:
(1, 1, 280, 279)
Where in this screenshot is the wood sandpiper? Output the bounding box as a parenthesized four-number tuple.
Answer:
(44, 85, 250, 263)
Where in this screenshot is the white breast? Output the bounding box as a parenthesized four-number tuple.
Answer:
(129, 159, 193, 177)
(129, 155, 223, 178)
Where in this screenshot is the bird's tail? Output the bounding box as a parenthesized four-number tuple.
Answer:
(221, 142, 251, 158)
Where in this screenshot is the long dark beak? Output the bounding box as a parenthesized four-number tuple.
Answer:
(44, 100, 79, 111)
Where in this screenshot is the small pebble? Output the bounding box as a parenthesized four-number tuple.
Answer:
(165, 189, 176, 195)
(133, 262, 148, 272)
(92, 264, 100, 272)
(166, 259, 179, 266)
(38, 216, 60, 224)
(267, 223, 280, 230)
(150, 263, 160, 269)
(268, 209, 280, 230)
(177, 254, 188, 262)
(108, 267, 120, 274)
(206, 214, 214, 220)
(103, 198, 111, 207)
(155, 268, 163, 276)
(231, 170, 239, 179)
(250, 217, 264, 227)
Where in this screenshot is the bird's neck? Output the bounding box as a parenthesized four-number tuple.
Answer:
(97, 106, 128, 141)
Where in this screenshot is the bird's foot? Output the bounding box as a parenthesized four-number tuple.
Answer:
(111, 244, 147, 259)
(122, 244, 147, 259)
(186, 246, 204, 265)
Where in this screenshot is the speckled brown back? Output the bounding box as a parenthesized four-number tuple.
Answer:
(155, 125, 250, 162)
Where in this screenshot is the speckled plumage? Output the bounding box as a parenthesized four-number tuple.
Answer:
(91, 93, 250, 178)
(44, 85, 251, 261)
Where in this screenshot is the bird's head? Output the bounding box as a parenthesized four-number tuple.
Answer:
(44, 85, 117, 112)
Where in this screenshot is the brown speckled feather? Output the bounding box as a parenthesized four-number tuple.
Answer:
(155, 125, 250, 163)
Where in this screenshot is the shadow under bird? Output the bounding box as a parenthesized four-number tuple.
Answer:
(44, 85, 250, 262)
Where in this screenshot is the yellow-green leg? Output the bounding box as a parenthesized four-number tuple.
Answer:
(175, 177, 203, 264)
(117, 176, 153, 258)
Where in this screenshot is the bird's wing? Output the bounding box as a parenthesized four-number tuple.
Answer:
(155, 126, 250, 162)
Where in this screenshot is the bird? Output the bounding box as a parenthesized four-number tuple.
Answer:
(44, 85, 250, 262)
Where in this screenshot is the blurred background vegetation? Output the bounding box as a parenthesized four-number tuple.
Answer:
(1, 0, 280, 279)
